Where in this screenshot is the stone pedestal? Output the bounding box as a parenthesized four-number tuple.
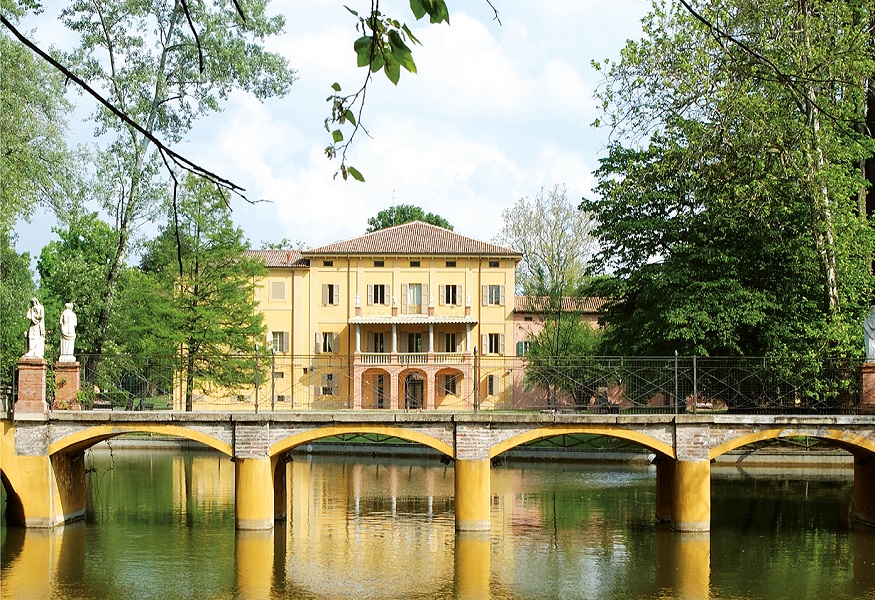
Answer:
(15, 358, 48, 417)
(862, 363, 875, 415)
(54, 362, 82, 410)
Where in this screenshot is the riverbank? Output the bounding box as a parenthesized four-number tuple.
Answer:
(95, 434, 854, 467)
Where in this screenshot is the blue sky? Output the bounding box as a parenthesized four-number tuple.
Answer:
(13, 0, 649, 259)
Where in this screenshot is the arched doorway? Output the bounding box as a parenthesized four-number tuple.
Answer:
(404, 373, 424, 409)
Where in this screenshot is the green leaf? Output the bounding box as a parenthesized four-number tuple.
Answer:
(383, 57, 401, 85)
(354, 36, 374, 68)
(344, 5, 359, 17)
(370, 53, 385, 73)
(388, 30, 416, 73)
(402, 24, 421, 46)
(343, 109, 357, 126)
(427, 0, 450, 24)
(348, 166, 365, 182)
(331, 82, 342, 92)
(409, 0, 426, 20)
(332, 129, 344, 143)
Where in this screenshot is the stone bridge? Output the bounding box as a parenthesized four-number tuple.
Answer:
(2, 411, 874, 533)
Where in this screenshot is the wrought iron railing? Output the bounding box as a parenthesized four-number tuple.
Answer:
(20, 353, 867, 415)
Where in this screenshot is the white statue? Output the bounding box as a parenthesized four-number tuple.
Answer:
(466, 293, 471, 307)
(58, 303, 77, 362)
(392, 294, 398, 308)
(24, 297, 45, 359)
(865, 305, 875, 362)
(429, 294, 434, 307)
(355, 292, 361, 307)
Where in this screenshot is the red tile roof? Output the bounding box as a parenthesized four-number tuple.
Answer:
(245, 249, 308, 268)
(304, 221, 521, 257)
(515, 296, 607, 314)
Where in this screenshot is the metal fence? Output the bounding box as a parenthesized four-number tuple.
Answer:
(20, 353, 867, 415)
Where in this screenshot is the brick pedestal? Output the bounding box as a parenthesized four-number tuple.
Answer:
(862, 362, 875, 415)
(54, 362, 82, 410)
(15, 357, 47, 417)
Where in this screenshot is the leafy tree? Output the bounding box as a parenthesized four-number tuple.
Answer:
(36, 213, 120, 359)
(587, 0, 875, 356)
(494, 185, 597, 296)
(0, 5, 78, 234)
(139, 176, 267, 411)
(0, 233, 36, 386)
(523, 315, 602, 408)
(58, 0, 296, 380)
(365, 204, 453, 232)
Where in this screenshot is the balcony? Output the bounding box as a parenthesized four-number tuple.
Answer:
(357, 352, 470, 367)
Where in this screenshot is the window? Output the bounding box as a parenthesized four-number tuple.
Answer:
(316, 332, 339, 354)
(406, 332, 423, 353)
(487, 374, 496, 396)
(272, 371, 285, 379)
(443, 332, 456, 353)
(445, 260, 456, 267)
(270, 281, 286, 301)
(441, 284, 459, 306)
(482, 333, 505, 355)
(322, 284, 340, 306)
(323, 260, 334, 267)
(320, 373, 337, 396)
(368, 284, 388, 305)
(443, 374, 457, 395)
(483, 284, 505, 306)
(524, 316, 533, 322)
(370, 332, 386, 353)
(410, 260, 420, 267)
(489, 260, 499, 268)
(374, 260, 384, 267)
(276, 395, 286, 403)
(401, 283, 428, 314)
(517, 340, 531, 356)
(272, 331, 289, 353)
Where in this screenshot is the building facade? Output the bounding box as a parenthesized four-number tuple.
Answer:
(246, 222, 522, 411)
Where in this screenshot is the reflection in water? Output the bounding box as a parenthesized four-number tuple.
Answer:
(1, 447, 873, 600)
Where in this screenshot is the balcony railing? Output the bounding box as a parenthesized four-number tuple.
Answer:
(357, 352, 468, 366)
(360, 353, 391, 365)
(399, 353, 429, 365)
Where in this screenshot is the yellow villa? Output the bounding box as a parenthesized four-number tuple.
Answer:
(245, 221, 522, 411)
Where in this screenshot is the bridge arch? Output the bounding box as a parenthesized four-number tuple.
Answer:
(489, 425, 676, 459)
(709, 428, 875, 460)
(269, 424, 454, 458)
(48, 424, 232, 457)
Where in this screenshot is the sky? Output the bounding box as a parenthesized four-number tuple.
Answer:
(13, 0, 650, 260)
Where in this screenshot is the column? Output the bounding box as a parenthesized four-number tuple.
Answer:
(355, 324, 361, 354)
(853, 452, 875, 527)
(273, 456, 287, 522)
(672, 460, 711, 532)
(454, 458, 490, 531)
(15, 358, 47, 416)
(655, 456, 675, 523)
(54, 362, 82, 410)
(235, 457, 275, 530)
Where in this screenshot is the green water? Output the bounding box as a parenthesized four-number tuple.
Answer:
(2, 447, 874, 599)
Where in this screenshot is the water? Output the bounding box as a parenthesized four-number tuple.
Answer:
(2, 446, 874, 599)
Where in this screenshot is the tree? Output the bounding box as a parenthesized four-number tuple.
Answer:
(139, 176, 267, 411)
(522, 315, 602, 408)
(494, 185, 597, 296)
(587, 0, 875, 356)
(58, 0, 295, 381)
(365, 204, 453, 232)
(0, 6, 78, 234)
(36, 213, 119, 359)
(0, 233, 36, 387)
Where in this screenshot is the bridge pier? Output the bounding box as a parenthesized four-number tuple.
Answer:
(1, 421, 86, 528)
(853, 452, 875, 527)
(671, 460, 711, 532)
(235, 457, 275, 530)
(454, 532, 491, 599)
(454, 459, 491, 531)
